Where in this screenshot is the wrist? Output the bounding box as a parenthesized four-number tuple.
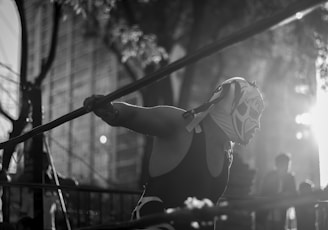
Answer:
(104, 103, 120, 124)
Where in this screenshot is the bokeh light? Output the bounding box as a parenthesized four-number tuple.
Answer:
(99, 135, 107, 144)
(295, 12, 303, 20)
(295, 131, 303, 140)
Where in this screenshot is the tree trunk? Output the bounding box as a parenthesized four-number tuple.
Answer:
(178, 0, 208, 108)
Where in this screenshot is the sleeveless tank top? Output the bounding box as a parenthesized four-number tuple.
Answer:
(144, 128, 231, 209)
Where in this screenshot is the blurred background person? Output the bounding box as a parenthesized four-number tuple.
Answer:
(256, 152, 297, 230)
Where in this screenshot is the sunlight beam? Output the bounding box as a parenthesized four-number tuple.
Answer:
(312, 90, 328, 188)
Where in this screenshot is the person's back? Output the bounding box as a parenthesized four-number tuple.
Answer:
(261, 169, 296, 197)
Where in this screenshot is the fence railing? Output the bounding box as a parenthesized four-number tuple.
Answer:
(1, 183, 327, 230)
(0, 182, 141, 229)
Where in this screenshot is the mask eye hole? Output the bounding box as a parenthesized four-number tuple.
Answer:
(250, 107, 260, 119)
(237, 102, 247, 115)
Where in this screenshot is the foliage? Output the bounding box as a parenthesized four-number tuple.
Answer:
(55, 0, 169, 67)
(53, 0, 116, 16)
(107, 23, 168, 67)
(315, 34, 328, 92)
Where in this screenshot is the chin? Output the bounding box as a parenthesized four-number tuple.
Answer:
(243, 134, 254, 145)
(242, 140, 250, 145)
(237, 139, 249, 145)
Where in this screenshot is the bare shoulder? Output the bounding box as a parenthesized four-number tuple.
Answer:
(150, 105, 188, 134)
(152, 105, 186, 120)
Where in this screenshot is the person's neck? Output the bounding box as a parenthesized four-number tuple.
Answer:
(202, 115, 230, 144)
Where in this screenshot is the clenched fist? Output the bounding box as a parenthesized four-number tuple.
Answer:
(83, 95, 119, 123)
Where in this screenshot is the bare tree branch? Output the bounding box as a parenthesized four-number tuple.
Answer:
(0, 103, 15, 123)
(0, 63, 20, 76)
(0, 83, 19, 104)
(0, 73, 20, 84)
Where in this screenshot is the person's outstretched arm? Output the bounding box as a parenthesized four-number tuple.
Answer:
(83, 95, 186, 137)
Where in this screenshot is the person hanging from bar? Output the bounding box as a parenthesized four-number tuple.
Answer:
(83, 77, 265, 230)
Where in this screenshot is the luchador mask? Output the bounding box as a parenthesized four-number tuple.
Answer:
(209, 77, 264, 144)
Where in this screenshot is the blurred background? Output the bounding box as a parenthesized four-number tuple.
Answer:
(0, 0, 327, 203)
